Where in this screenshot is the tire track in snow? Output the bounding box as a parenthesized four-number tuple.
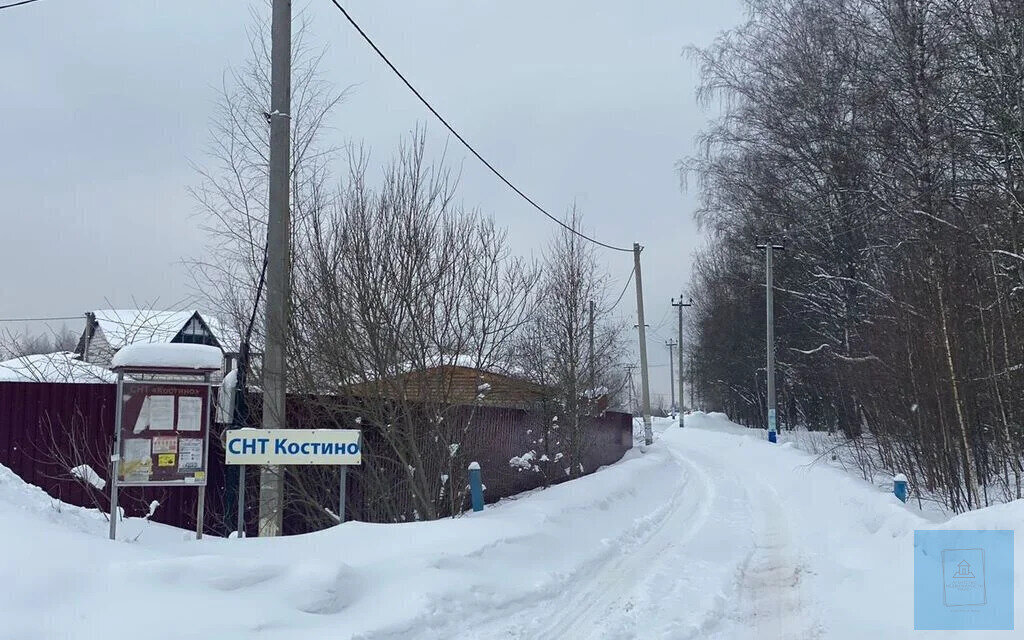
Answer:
(708, 483, 823, 639)
(512, 446, 716, 639)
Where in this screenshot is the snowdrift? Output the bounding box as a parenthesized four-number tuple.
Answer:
(2, 413, 1022, 639)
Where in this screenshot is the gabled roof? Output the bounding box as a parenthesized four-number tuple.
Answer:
(93, 309, 195, 349)
(88, 309, 241, 353)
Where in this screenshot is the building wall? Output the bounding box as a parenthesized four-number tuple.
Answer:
(80, 327, 116, 368)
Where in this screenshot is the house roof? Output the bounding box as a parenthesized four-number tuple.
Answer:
(0, 351, 116, 383)
(89, 309, 241, 353)
(342, 363, 552, 409)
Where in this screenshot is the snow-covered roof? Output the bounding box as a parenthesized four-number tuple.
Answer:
(91, 309, 240, 353)
(201, 315, 242, 353)
(110, 343, 224, 371)
(417, 354, 527, 378)
(0, 352, 116, 383)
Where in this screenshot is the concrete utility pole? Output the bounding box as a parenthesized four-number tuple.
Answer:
(588, 300, 596, 395)
(259, 0, 292, 536)
(625, 365, 638, 415)
(665, 340, 677, 411)
(671, 296, 692, 425)
(756, 241, 784, 443)
(632, 243, 653, 445)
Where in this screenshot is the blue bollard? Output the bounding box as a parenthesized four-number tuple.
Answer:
(894, 473, 908, 503)
(768, 430, 777, 443)
(468, 462, 484, 512)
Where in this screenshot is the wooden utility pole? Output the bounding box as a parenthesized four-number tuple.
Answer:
(633, 243, 653, 445)
(259, 0, 292, 536)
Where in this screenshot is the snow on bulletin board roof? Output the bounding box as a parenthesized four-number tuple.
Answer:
(110, 343, 223, 371)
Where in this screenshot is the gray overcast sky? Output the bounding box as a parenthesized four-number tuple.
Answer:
(0, 0, 743, 403)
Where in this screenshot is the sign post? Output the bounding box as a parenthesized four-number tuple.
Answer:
(109, 371, 125, 541)
(225, 428, 362, 528)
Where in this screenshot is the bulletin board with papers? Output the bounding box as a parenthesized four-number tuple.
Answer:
(116, 382, 211, 486)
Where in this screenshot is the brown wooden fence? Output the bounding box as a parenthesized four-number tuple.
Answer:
(0, 381, 632, 536)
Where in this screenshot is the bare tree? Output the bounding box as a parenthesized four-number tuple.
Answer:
(1, 326, 79, 360)
(511, 210, 627, 483)
(284, 132, 540, 523)
(685, 0, 1024, 512)
(187, 6, 347, 350)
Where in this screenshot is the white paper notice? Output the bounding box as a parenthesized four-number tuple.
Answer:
(148, 395, 175, 431)
(151, 435, 178, 454)
(178, 438, 203, 471)
(132, 395, 150, 433)
(176, 396, 202, 432)
(122, 438, 152, 482)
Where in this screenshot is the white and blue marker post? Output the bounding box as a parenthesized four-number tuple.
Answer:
(468, 461, 484, 512)
(893, 473, 908, 503)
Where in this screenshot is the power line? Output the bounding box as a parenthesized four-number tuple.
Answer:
(325, 0, 632, 254)
(608, 266, 636, 310)
(0, 0, 44, 10)
(651, 305, 672, 332)
(0, 315, 80, 323)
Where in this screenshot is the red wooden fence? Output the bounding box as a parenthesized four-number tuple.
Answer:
(0, 381, 632, 535)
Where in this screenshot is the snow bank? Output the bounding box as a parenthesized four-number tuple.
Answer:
(0, 463, 186, 544)
(0, 439, 683, 639)
(4, 408, 1022, 639)
(111, 343, 223, 370)
(677, 415, 1024, 638)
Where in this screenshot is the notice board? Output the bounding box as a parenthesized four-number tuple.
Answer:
(117, 382, 211, 486)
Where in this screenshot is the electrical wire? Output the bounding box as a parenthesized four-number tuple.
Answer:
(325, 0, 632, 253)
(0, 0, 45, 10)
(608, 266, 636, 310)
(0, 315, 81, 323)
(651, 306, 673, 333)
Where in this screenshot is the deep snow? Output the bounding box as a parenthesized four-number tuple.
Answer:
(1, 412, 1020, 639)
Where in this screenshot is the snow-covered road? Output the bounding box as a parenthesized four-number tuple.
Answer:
(468, 417, 827, 639)
(2, 412, 1021, 639)
(443, 414, 1019, 639)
